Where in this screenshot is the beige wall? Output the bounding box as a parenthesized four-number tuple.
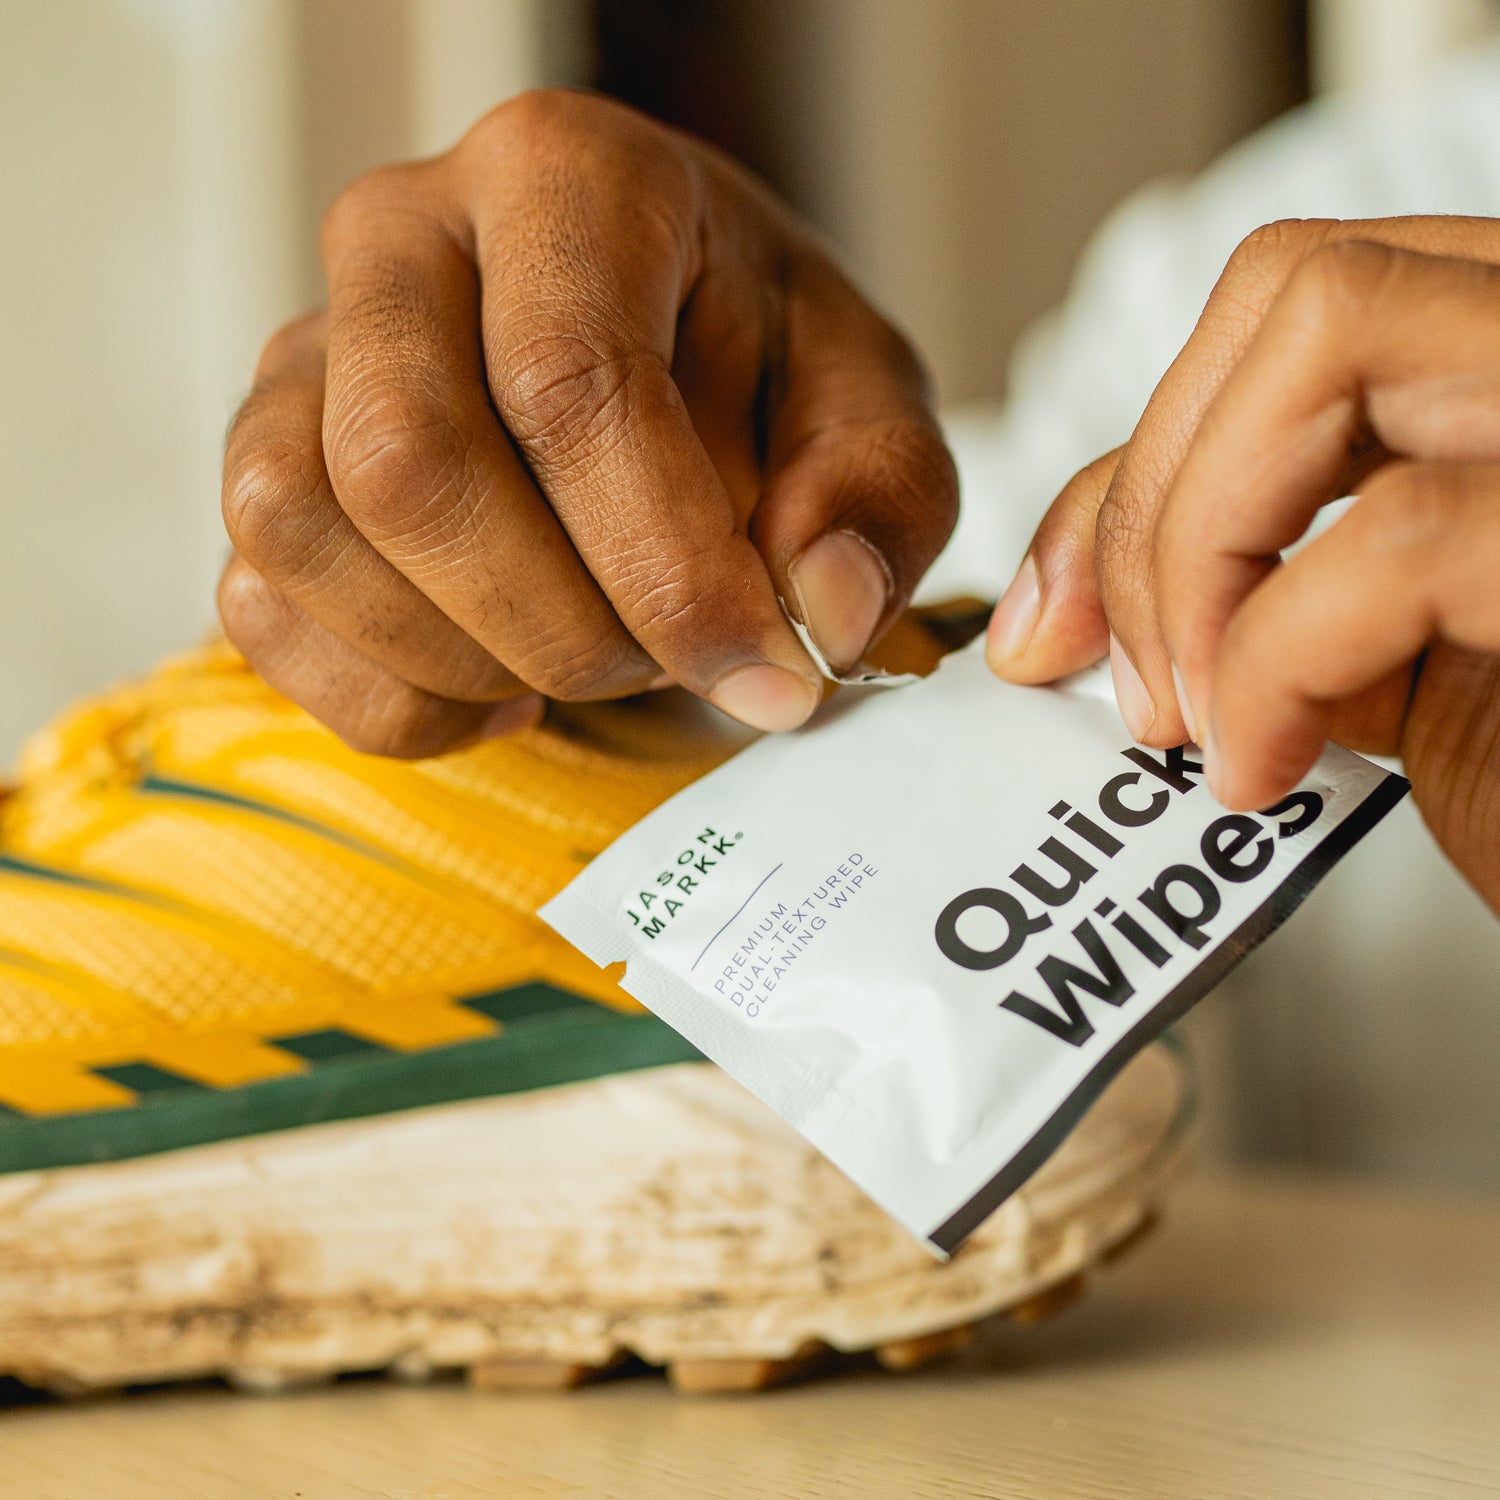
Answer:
(1, 1, 298, 762)
(0, 0, 584, 765)
(736, 0, 1303, 405)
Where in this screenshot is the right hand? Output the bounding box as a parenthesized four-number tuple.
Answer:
(220, 89, 957, 758)
(986, 216, 1500, 913)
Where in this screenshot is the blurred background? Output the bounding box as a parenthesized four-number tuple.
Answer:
(4, 0, 1500, 1193)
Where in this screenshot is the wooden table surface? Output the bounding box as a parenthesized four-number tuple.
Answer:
(1, 1170, 1496, 1499)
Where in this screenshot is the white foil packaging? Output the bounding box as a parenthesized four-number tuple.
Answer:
(542, 641, 1407, 1255)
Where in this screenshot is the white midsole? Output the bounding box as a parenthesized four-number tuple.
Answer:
(0, 1046, 1188, 1388)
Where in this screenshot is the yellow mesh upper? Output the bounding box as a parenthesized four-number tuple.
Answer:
(0, 616, 957, 1117)
(0, 644, 733, 1113)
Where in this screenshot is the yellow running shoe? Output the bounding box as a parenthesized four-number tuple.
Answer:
(0, 613, 1190, 1395)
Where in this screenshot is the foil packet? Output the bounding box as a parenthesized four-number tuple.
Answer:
(541, 640, 1407, 1255)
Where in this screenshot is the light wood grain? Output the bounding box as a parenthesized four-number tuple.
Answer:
(1, 1170, 1496, 1499)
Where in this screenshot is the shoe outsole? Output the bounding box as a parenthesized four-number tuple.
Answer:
(5, 1215, 1157, 1400)
(0, 1049, 1189, 1401)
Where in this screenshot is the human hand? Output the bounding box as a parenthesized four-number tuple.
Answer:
(986, 217, 1500, 912)
(220, 90, 956, 757)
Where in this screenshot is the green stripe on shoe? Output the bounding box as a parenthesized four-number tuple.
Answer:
(0, 991, 703, 1175)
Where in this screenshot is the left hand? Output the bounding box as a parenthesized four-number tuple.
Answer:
(218, 92, 956, 758)
(985, 216, 1500, 914)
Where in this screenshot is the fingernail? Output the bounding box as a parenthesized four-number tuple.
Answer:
(985, 555, 1041, 669)
(478, 694, 544, 741)
(1171, 661, 1198, 743)
(1202, 728, 1226, 803)
(787, 530, 891, 673)
(1109, 635, 1156, 742)
(710, 663, 821, 732)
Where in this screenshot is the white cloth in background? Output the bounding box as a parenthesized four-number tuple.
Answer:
(922, 46, 1500, 1188)
(925, 39, 1500, 600)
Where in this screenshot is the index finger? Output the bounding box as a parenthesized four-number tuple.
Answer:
(1157, 242, 1500, 735)
(458, 97, 822, 731)
(1083, 215, 1500, 743)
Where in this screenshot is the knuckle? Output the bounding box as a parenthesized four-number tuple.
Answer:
(1212, 219, 1342, 325)
(216, 556, 479, 761)
(1228, 218, 1336, 280)
(222, 420, 320, 567)
(463, 88, 584, 156)
(216, 560, 275, 649)
(496, 334, 663, 466)
(460, 88, 665, 170)
(324, 385, 472, 534)
(320, 174, 382, 259)
(1093, 483, 1146, 564)
(320, 163, 424, 260)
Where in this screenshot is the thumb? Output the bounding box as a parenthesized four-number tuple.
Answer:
(751, 256, 958, 672)
(986, 447, 1121, 686)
